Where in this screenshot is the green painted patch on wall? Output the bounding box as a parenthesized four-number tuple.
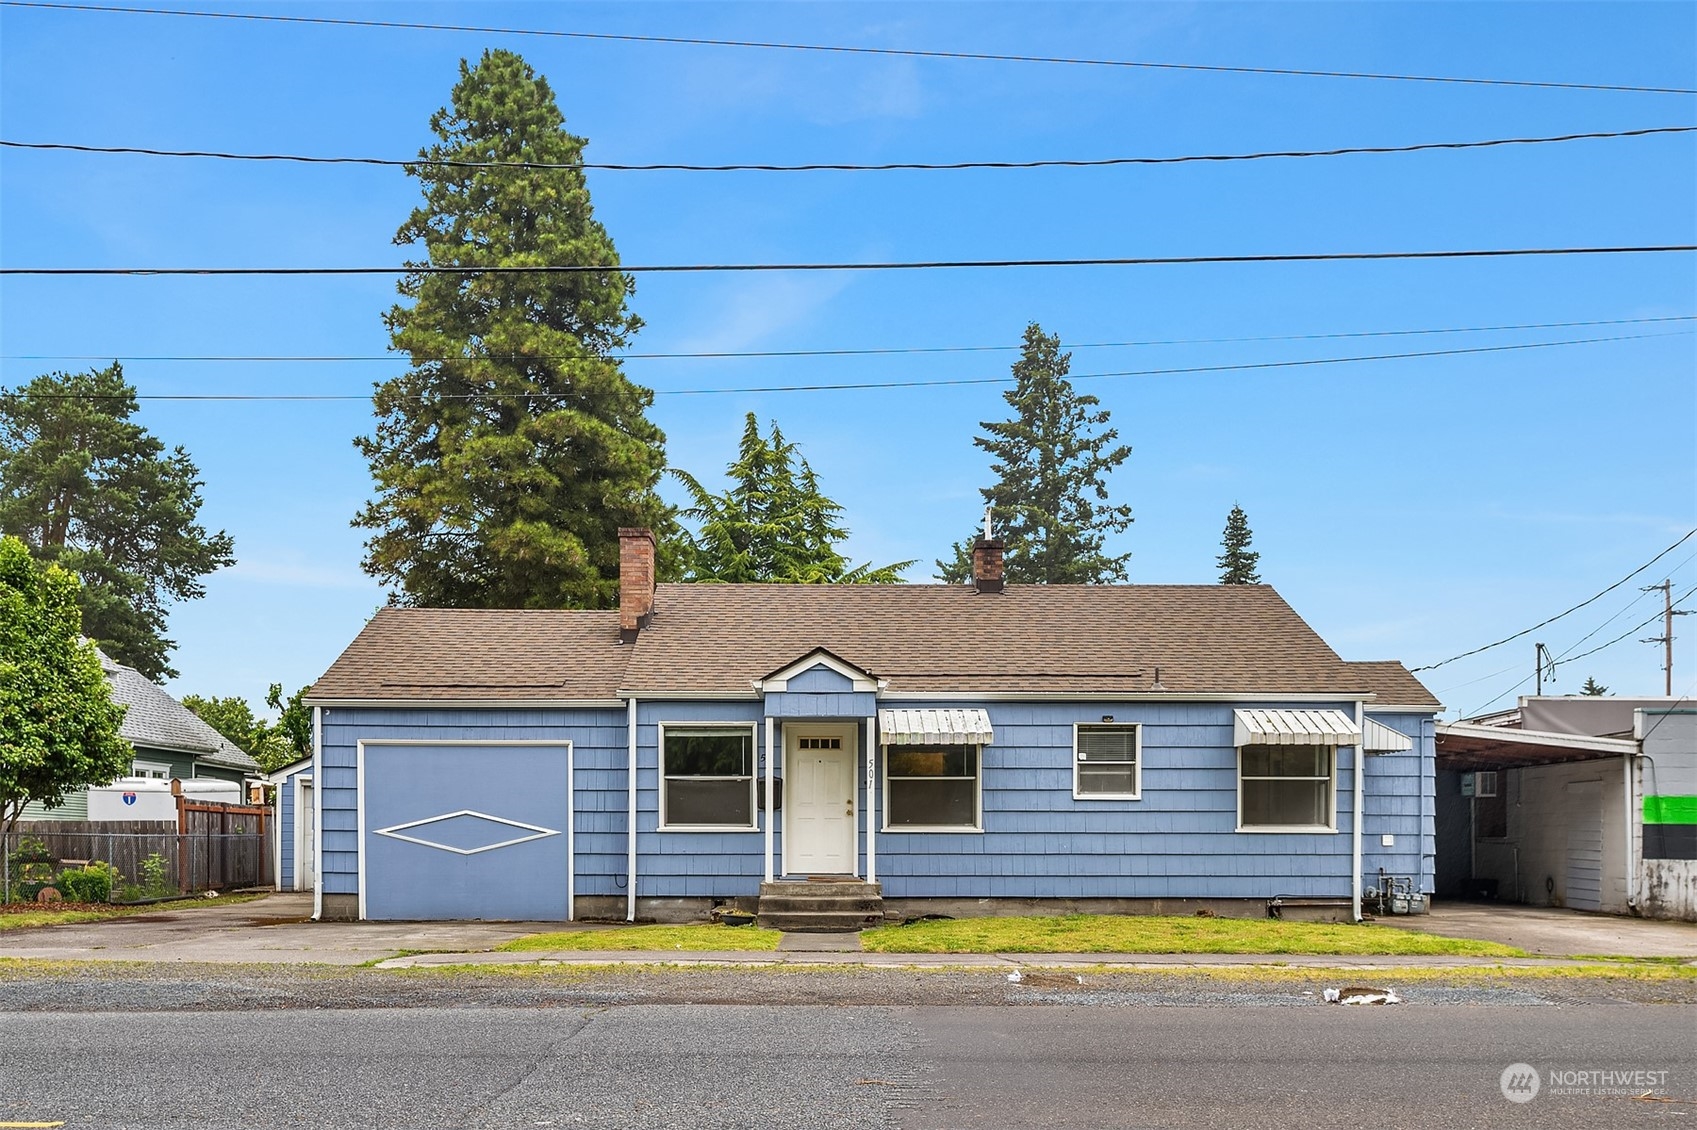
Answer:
(1643, 795, 1697, 825)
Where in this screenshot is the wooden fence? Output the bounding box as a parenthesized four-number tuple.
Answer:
(5, 799, 270, 902)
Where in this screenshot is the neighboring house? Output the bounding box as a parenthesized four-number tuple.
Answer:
(21, 652, 262, 821)
(300, 529, 1441, 925)
(1437, 697, 1696, 921)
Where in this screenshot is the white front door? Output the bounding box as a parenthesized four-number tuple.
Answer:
(785, 727, 857, 875)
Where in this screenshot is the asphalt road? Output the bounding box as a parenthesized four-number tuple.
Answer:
(2, 979, 1691, 1129)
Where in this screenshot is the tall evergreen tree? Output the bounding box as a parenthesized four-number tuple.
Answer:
(1580, 676, 1608, 696)
(936, 323, 1132, 583)
(355, 49, 670, 609)
(1216, 504, 1262, 584)
(0, 364, 234, 679)
(676, 414, 910, 584)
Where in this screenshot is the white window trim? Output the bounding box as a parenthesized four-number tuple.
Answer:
(1072, 722, 1142, 801)
(881, 742, 984, 833)
(658, 721, 760, 833)
(132, 760, 171, 779)
(1235, 743, 1339, 834)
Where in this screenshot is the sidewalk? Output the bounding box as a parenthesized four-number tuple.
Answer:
(3, 892, 1690, 970)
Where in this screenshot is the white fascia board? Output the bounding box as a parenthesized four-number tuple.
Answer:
(876, 691, 1371, 703)
(1363, 704, 1445, 714)
(615, 689, 761, 701)
(1437, 721, 1638, 756)
(303, 695, 624, 705)
(757, 649, 880, 693)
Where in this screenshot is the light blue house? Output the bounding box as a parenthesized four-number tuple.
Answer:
(301, 529, 1440, 925)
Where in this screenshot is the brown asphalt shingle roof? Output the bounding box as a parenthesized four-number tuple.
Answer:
(1345, 660, 1442, 709)
(311, 584, 1431, 704)
(310, 608, 629, 701)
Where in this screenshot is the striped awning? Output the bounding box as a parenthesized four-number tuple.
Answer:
(878, 708, 994, 746)
(1233, 708, 1361, 747)
(1362, 718, 1414, 753)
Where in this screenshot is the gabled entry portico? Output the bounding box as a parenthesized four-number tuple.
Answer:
(755, 649, 883, 887)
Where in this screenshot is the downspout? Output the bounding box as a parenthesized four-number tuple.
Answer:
(311, 706, 323, 922)
(626, 695, 638, 922)
(1623, 751, 1637, 915)
(1351, 701, 1364, 923)
(763, 716, 775, 884)
(566, 741, 575, 922)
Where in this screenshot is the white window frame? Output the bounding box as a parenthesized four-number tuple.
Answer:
(132, 760, 171, 780)
(1072, 723, 1142, 800)
(658, 721, 760, 833)
(1236, 743, 1338, 834)
(881, 743, 983, 833)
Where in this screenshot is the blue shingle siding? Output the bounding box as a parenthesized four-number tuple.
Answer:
(637, 700, 774, 899)
(318, 705, 629, 900)
(1360, 712, 1438, 894)
(873, 701, 1360, 900)
(324, 697, 1436, 909)
(786, 665, 854, 693)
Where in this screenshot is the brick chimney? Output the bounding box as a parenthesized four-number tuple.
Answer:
(971, 538, 1005, 594)
(618, 527, 657, 642)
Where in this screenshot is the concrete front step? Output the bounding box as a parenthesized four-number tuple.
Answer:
(757, 880, 884, 932)
(759, 909, 885, 932)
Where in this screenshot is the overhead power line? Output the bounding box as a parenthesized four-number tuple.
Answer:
(6, 245, 1695, 278)
(8, 127, 1693, 173)
(3, 329, 1686, 401)
(5, 2, 1693, 96)
(10, 315, 1690, 366)
(1414, 528, 1697, 672)
(1465, 587, 1696, 717)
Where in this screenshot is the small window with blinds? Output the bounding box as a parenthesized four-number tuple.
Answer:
(1074, 724, 1141, 799)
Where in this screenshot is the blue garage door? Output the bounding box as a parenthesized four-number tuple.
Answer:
(362, 743, 570, 921)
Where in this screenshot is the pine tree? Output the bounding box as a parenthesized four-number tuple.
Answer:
(935, 323, 1132, 583)
(1217, 504, 1262, 584)
(1580, 676, 1608, 696)
(0, 363, 234, 679)
(676, 414, 910, 583)
(354, 50, 671, 609)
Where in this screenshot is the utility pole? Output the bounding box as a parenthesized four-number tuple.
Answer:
(1535, 642, 1555, 695)
(1641, 579, 1692, 696)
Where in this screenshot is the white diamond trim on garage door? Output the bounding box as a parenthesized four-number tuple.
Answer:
(374, 809, 561, 856)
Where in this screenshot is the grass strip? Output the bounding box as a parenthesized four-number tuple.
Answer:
(860, 914, 1526, 957)
(0, 892, 266, 931)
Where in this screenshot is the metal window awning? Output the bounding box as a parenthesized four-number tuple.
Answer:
(878, 708, 994, 746)
(1233, 708, 1361, 747)
(1362, 718, 1414, 753)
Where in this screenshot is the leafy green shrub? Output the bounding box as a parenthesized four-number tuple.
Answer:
(138, 852, 172, 898)
(56, 864, 115, 904)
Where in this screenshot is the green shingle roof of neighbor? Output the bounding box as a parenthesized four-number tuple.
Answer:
(309, 584, 1439, 707)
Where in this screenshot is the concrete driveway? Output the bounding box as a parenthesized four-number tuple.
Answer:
(1375, 901, 1697, 958)
(0, 892, 559, 965)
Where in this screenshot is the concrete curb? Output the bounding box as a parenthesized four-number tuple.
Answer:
(372, 949, 1687, 971)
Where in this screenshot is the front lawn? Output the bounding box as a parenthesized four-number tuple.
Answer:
(500, 923, 784, 952)
(860, 914, 1526, 957)
(0, 892, 267, 931)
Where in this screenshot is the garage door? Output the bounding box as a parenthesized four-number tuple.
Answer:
(361, 743, 571, 921)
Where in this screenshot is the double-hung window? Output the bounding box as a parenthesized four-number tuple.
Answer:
(660, 725, 757, 830)
(1074, 724, 1140, 799)
(884, 745, 980, 830)
(1238, 744, 1335, 831)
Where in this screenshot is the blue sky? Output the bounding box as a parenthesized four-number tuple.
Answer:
(2, 1, 1693, 720)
